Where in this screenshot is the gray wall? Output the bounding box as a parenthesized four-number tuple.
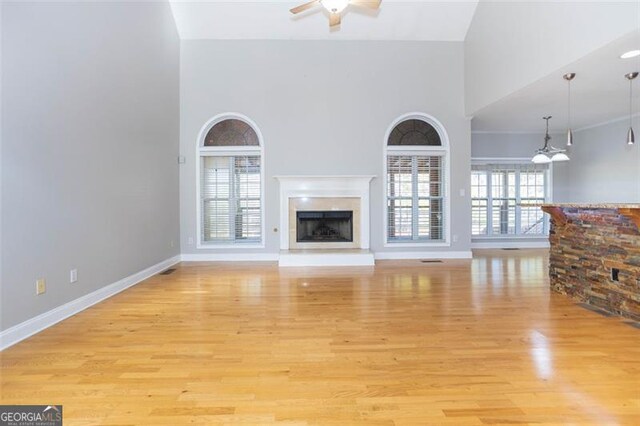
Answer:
(472, 132, 547, 159)
(0, 2, 4, 329)
(465, 1, 639, 115)
(554, 118, 640, 203)
(1, 1, 180, 331)
(180, 40, 471, 255)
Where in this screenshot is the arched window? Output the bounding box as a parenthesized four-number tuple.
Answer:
(384, 114, 449, 244)
(197, 114, 264, 246)
(204, 119, 259, 147)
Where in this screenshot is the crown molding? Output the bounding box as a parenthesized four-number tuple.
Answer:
(471, 130, 544, 135)
(574, 112, 640, 133)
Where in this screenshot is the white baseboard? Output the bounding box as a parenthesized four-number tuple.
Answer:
(374, 251, 473, 260)
(471, 241, 550, 249)
(181, 253, 279, 262)
(0, 255, 181, 351)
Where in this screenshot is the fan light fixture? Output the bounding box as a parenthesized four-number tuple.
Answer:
(625, 72, 638, 145)
(563, 73, 575, 147)
(621, 50, 640, 59)
(289, 0, 381, 28)
(321, 0, 349, 13)
(532, 116, 570, 164)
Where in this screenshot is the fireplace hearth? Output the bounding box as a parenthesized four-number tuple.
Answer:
(296, 211, 353, 243)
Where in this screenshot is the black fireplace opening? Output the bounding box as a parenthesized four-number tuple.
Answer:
(296, 211, 353, 243)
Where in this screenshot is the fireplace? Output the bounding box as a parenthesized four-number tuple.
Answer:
(275, 175, 375, 253)
(296, 211, 353, 243)
(288, 197, 361, 249)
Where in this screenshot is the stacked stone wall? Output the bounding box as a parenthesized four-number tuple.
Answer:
(546, 207, 640, 320)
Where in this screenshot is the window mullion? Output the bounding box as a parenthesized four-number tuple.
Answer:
(487, 169, 493, 236)
(229, 157, 237, 242)
(500, 170, 506, 234)
(412, 156, 419, 240)
(200, 157, 206, 242)
(515, 169, 522, 235)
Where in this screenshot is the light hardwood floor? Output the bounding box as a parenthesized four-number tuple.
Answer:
(1, 250, 639, 425)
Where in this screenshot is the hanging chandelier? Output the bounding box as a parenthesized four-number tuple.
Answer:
(532, 116, 570, 164)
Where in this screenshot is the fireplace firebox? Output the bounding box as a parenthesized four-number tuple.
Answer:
(296, 211, 353, 243)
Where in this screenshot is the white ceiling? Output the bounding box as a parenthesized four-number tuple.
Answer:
(169, 0, 479, 41)
(472, 30, 640, 133)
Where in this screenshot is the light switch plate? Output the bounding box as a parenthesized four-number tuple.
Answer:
(70, 269, 78, 283)
(36, 279, 46, 295)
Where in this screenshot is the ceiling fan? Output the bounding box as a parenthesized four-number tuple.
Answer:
(290, 0, 382, 28)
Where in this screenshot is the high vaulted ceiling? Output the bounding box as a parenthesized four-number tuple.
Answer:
(169, 0, 479, 41)
(472, 30, 640, 133)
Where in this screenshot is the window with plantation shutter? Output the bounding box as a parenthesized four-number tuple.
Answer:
(471, 170, 488, 236)
(198, 116, 263, 246)
(471, 162, 549, 237)
(385, 115, 449, 244)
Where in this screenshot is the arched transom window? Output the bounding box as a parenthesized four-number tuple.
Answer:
(385, 115, 449, 244)
(388, 119, 442, 146)
(197, 114, 263, 246)
(204, 119, 259, 147)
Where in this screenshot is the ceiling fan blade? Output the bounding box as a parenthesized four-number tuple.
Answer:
(290, 0, 320, 14)
(329, 12, 341, 27)
(350, 0, 381, 10)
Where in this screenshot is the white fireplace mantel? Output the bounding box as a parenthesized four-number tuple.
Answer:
(274, 175, 376, 251)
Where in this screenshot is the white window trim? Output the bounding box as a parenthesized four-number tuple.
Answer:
(383, 112, 451, 247)
(471, 157, 553, 239)
(195, 112, 266, 249)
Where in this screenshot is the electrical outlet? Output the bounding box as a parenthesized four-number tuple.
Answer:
(188, 237, 194, 245)
(453, 234, 459, 243)
(70, 269, 78, 283)
(459, 188, 466, 197)
(170, 240, 174, 248)
(36, 279, 46, 295)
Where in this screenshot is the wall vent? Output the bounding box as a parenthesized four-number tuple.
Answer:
(159, 268, 176, 275)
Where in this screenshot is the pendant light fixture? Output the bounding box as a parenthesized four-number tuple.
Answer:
(625, 72, 638, 145)
(532, 116, 570, 164)
(563, 73, 576, 146)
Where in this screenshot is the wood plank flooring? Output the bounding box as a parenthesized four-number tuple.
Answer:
(1, 250, 639, 425)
